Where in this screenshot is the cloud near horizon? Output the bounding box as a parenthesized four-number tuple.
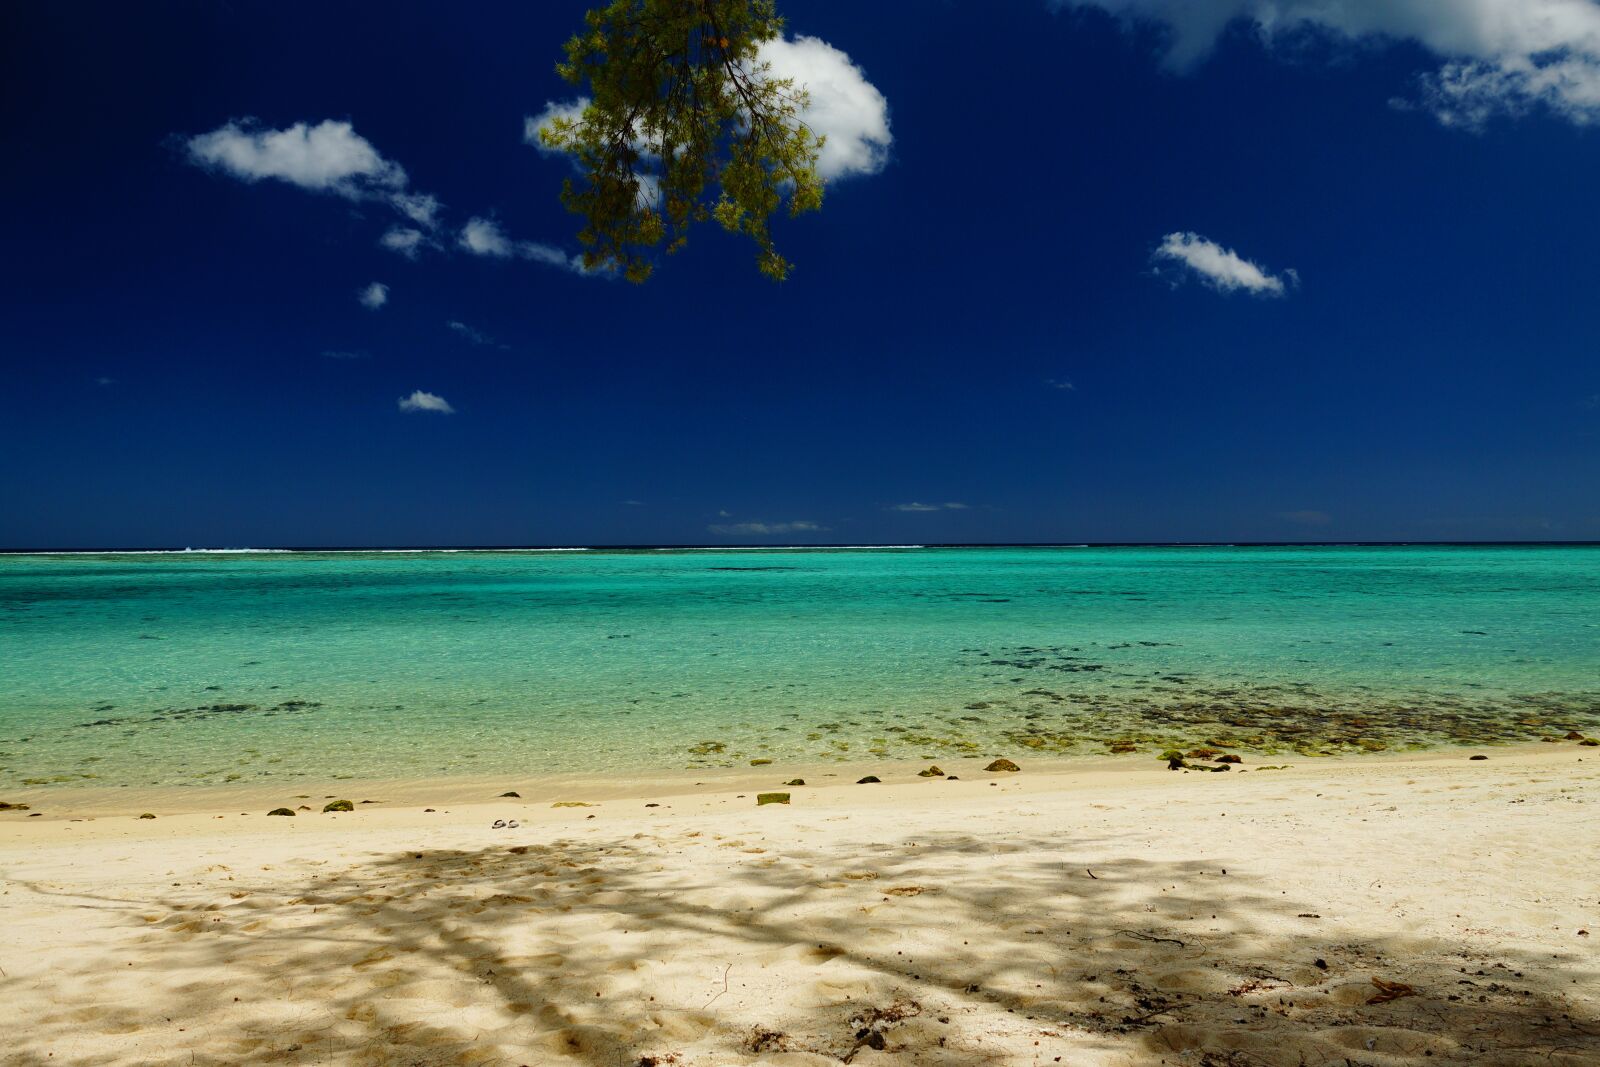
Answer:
(397, 390, 454, 415)
(889, 502, 969, 512)
(706, 520, 826, 536)
(1152, 232, 1293, 295)
(1051, 0, 1600, 128)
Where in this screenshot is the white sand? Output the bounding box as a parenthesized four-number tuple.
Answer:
(2, 745, 1597, 1066)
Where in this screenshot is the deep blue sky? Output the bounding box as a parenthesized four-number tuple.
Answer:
(3, 1, 1598, 548)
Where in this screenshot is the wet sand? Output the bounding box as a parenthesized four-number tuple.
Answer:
(2, 744, 1597, 1065)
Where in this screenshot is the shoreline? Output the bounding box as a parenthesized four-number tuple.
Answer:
(2, 739, 1588, 827)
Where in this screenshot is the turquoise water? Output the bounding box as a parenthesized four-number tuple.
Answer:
(1, 545, 1597, 789)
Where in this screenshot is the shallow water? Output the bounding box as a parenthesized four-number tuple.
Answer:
(1, 545, 1597, 788)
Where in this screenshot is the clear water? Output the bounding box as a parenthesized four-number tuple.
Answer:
(2, 545, 1597, 789)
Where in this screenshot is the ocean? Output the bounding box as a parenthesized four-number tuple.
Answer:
(2, 544, 1596, 789)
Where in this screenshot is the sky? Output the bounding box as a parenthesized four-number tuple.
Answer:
(3, 0, 1599, 548)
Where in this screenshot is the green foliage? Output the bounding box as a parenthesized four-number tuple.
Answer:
(541, 0, 824, 281)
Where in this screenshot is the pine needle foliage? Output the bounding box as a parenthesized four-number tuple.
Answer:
(540, 0, 824, 281)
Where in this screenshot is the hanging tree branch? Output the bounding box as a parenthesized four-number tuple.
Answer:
(539, 0, 824, 282)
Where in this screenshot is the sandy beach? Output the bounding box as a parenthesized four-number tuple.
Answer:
(1, 744, 1596, 1066)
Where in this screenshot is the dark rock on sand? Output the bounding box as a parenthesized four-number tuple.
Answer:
(750, 758, 772, 766)
(0, 802, 30, 812)
(857, 775, 882, 784)
(138, 813, 156, 819)
(1469, 754, 1488, 761)
(757, 792, 791, 805)
(1215, 754, 1242, 764)
(917, 765, 945, 777)
(785, 778, 806, 786)
(497, 791, 521, 798)
(323, 799, 355, 812)
(984, 759, 1021, 772)
(267, 807, 296, 816)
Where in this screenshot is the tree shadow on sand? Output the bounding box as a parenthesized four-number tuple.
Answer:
(5, 824, 1597, 1066)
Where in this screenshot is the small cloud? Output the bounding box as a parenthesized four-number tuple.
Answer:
(358, 282, 389, 309)
(446, 320, 496, 346)
(717, 509, 732, 518)
(1583, 394, 1600, 410)
(1152, 232, 1292, 296)
(93, 376, 115, 387)
(320, 349, 368, 360)
(1046, 378, 1075, 391)
(622, 500, 646, 507)
(458, 217, 590, 275)
(1279, 510, 1332, 526)
(889, 502, 968, 513)
(379, 227, 426, 258)
(707, 520, 826, 536)
(398, 390, 454, 415)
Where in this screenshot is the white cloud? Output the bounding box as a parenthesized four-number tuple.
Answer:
(379, 227, 426, 258)
(447, 320, 495, 345)
(1152, 232, 1291, 295)
(707, 520, 826, 535)
(756, 35, 892, 180)
(459, 217, 590, 274)
(358, 282, 389, 309)
(187, 119, 405, 194)
(398, 390, 455, 414)
(889, 502, 969, 512)
(94, 376, 115, 387)
(1046, 378, 1076, 391)
(389, 192, 440, 227)
(1053, 0, 1600, 126)
(459, 217, 514, 257)
(321, 349, 367, 360)
(525, 35, 892, 184)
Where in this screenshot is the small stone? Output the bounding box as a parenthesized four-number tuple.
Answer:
(785, 778, 806, 786)
(323, 799, 354, 812)
(946, 775, 959, 780)
(1564, 730, 1584, 740)
(1469, 754, 1488, 761)
(1580, 739, 1599, 747)
(749, 758, 772, 766)
(757, 792, 791, 806)
(267, 807, 296, 817)
(138, 813, 156, 819)
(1215, 754, 1242, 764)
(497, 791, 521, 798)
(917, 765, 945, 777)
(856, 775, 881, 784)
(984, 759, 1020, 773)
(0, 802, 32, 812)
